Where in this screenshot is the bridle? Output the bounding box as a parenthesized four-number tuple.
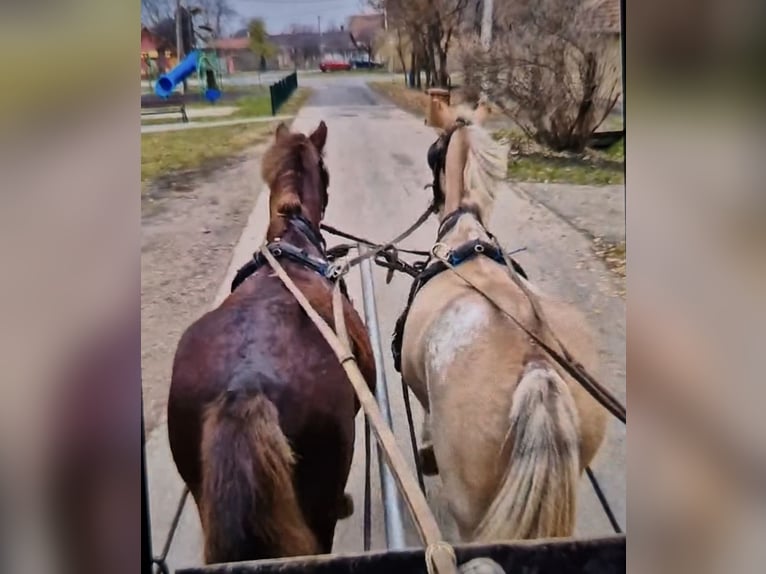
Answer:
(426, 117, 472, 211)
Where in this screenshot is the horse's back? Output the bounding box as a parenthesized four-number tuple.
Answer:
(168, 270, 365, 494)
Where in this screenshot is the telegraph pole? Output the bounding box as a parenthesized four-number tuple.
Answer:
(317, 15, 323, 59)
(175, 0, 186, 94)
(479, 0, 493, 102)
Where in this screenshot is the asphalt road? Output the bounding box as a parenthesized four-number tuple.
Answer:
(145, 75, 625, 569)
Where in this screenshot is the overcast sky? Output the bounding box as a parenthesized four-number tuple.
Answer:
(230, 0, 374, 34)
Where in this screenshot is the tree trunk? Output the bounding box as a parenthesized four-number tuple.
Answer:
(437, 49, 449, 88)
(395, 29, 408, 84)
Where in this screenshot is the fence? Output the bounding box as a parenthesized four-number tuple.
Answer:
(269, 72, 298, 116)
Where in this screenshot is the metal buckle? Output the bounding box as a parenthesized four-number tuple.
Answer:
(431, 242, 450, 260)
(326, 257, 349, 280)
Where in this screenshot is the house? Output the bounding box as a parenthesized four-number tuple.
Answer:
(211, 14, 385, 73)
(268, 27, 366, 69)
(140, 26, 176, 78)
(212, 36, 257, 74)
(581, 0, 623, 101)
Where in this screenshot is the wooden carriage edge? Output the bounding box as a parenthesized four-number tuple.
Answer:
(177, 535, 626, 574)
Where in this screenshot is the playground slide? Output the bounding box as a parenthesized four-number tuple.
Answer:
(155, 50, 221, 103)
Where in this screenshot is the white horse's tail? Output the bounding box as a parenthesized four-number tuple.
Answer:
(473, 358, 580, 541)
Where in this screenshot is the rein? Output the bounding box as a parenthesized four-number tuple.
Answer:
(429, 231, 627, 424)
(259, 246, 458, 574)
(323, 204, 435, 279)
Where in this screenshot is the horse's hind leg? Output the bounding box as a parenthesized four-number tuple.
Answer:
(419, 414, 439, 476)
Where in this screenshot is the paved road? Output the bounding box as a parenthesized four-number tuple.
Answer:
(145, 75, 625, 569)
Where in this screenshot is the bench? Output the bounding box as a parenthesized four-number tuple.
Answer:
(140, 93, 188, 123)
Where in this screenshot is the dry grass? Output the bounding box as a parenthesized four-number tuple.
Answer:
(141, 88, 313, 190)
(369, 80, 431, 117)
(593, 237, 626, 296)
(141, 123, 274, 188)
(497, 130, 625, 186)
(369, 80, 624, 186)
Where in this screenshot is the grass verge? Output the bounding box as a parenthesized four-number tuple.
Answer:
(141, 88, 313, 190)
(368, 80, 430, 118)
(370, 80, 624, 186)
(497, 130, 624, 186)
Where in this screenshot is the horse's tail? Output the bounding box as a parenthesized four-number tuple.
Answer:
(473, 358, 580, 541)
(199, 392, 319, 563)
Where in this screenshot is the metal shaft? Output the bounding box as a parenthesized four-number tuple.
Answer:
(358, 245, 407, 550)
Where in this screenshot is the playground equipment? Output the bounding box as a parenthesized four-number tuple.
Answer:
(154, 49, 223, 103)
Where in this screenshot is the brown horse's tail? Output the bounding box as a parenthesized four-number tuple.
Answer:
(200, 392, 319, 563)
(473, 359, 580, 541)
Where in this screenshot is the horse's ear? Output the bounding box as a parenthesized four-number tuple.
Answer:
(275, 122, 290, 142)
(309, 120, 328, 153)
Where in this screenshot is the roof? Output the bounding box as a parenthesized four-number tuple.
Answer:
(212, 37, 250, 50)
(582, 0, 621, 34)
(141, 25, 174, 53)
(268, 30, 357, 53)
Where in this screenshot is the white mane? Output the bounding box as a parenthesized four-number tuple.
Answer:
(451, 105, 510, 217)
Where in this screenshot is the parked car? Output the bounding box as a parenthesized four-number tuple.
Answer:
(319, 60, 352, 72)
(350, 59, 384, 70)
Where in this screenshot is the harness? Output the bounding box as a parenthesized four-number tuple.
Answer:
(391, 206, 528, 372)
(230, 213, 349, 298)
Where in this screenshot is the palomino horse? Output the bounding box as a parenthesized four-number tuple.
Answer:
(168, 121, 376, 563)
(396, 101, 607, 542)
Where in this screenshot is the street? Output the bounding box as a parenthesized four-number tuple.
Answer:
(144, 74, 625, 569)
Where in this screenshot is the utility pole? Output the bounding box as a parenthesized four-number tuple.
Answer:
(317, 15, 323, 60)
(175, 0, 186, 94)
(479, 0, 493, 102)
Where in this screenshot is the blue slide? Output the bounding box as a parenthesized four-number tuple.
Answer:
(155, 50, 221, 102)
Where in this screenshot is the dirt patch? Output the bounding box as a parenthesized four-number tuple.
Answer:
(593, 238, 626, 296)
(369, 80, 470, 118)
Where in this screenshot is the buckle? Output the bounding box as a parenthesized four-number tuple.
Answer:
(325, 258, 349, 280)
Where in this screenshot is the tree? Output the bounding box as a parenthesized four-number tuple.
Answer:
(459, 0, 621, 152)
(371, 0, 470, 88)
(141, 0, 175, 27)
(248, 18, 277, 68)
(197, 0, 239, 37)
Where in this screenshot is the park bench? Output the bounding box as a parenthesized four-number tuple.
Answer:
(140, 93, 188, 123)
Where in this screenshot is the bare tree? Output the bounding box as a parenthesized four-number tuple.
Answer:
(371, 0, 470, 87)
(460, 0, 621, 152)
(197, 0, 239, 37)
(141, 0, 175, 27)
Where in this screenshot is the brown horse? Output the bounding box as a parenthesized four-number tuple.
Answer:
(398, 100, 607, 542)
(167, 121, 376, 564)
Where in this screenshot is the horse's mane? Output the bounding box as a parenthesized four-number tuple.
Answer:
(261, 132, 314, 217)
(444, 104, 509, 215)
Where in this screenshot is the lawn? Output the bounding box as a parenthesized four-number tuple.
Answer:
(141, 87, 313, 189)
(369, 80, 625, 186)
(497, 130, 624, 186)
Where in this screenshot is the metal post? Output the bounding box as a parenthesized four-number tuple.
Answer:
(358, 245, 407, 550)
(175, 0, 187, 95)
(479, 0, 494, 102)
(141, 403, 155, 574)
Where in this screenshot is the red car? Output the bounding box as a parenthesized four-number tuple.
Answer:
(319, 59, 352, 72)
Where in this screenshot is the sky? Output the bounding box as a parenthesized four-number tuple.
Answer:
(230, 0, 374, 34)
